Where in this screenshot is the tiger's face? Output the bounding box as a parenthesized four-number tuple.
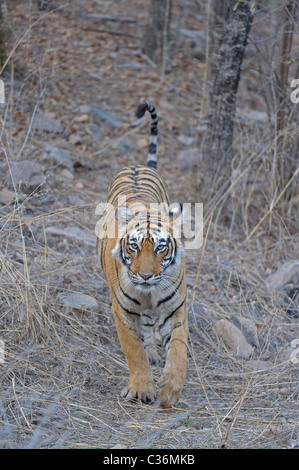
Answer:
(112, 205, 184, 290)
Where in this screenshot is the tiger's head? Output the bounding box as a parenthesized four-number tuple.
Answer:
(112, 203, 184, 290)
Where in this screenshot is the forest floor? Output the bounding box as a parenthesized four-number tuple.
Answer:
(0, 1, 298, 449)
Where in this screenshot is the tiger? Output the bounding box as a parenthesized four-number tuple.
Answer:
(97, 101, 188, 407)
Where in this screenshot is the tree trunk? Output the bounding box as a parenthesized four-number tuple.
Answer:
(0, 0, 5, 67)
(276, 0, 297, 190)
(202, 0, 253, 206)
(142, 0, 172, 68)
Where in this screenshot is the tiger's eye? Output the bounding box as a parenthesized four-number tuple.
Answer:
(130, 243, 139, 250)
(156, 244, 166, 251)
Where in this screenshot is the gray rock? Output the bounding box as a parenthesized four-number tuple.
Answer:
(266, 260, 299, 317)
(0, 188, 15, 204)
(33, 111, 63, 133)
(232, 316, 261, 348)
(92, 106, 122, 129)
(6, 160, 45, 193)
(57, 293, 99, 312)
(59, 168, 74, 181)
(79, 105, 92, 114)
(245, 360, 272, 371)
(115, 139, 136, 153)
(68, 195, 87, 206)
(45, 226, 96, 245)
(43, 145, 73, 171)
(84, 123, 102, 140)
(177, 135, 195, 146)
(266, 260, 299, 291)
(212, 319, 254, 360)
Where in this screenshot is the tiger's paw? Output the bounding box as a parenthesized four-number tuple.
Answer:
(145, 344, 161, 366)
(121, 381, 156, 404)
(158, 372, 183, 408)
(148, 352, 161, 366)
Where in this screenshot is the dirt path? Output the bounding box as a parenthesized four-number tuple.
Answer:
(0, 1, 298, 449)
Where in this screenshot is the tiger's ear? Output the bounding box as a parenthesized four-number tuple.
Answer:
(115, 205, 135, 227)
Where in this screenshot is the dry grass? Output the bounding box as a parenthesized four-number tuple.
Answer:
(0, 0, 298, 449)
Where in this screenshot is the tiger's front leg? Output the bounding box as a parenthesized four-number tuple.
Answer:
(158, 305, 188, 407)
(113, 301, 156, 404)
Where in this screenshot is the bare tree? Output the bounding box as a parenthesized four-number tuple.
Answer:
(0, 1, 4, 67)
(142, 0, 172, 70)
(202, 0, 253, 209)
(276, 0, 298, 190)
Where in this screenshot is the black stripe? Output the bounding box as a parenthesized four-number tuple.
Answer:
(148, 160, 157, 169)
(115, 261, 141, 305)
(148, 143, 156, 154)
(157, 274, 184, 307)
(142, 321, 156, 327)
(112, 289, 141, 316)
(159, 297, 186, 329)
(170, 239, 177, 265)
(163, 334, 171, 348)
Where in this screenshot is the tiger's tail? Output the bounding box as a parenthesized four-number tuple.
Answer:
(136, 101, 158, 170)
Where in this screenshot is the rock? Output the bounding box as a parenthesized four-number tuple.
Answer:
(45, 226, 96, 245)
(177, 135, 194, 146)
(59, 168, 74, 181)
(111, 444, 127, 449)
(286, 288, 299, 318)
(115, 139, 136, 153)
(245, 360, 272, 371)
(43, 145, 73, 171)
(68, 133, 82, 145)
(68, 195, 87, 206)
(0, 188, 15, 204)
(79, 105, 92, 114)
(74, 114, 90, 123)
(6, 160, 45, 193)
(137, 138, 148, 148)
(85, 123, 102, 140)
(232, 316, 260, 348)
(57, 293, 99, 312)
(33, 111, 63, 133)
(266, 260, 299, 291)
(179, 29, 207, 60)
(266, 260, 299, 317)
(276, 343, 299, 364)
(92, 106, 122, 129)
(212, 319, 254, 360)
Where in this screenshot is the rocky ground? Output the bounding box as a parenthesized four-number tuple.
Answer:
(0, 0, 298, 449)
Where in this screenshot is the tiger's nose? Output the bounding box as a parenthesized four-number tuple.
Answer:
(139, 272, 154, 280)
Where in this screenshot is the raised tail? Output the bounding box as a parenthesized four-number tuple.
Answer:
(136, 101, 158, 170)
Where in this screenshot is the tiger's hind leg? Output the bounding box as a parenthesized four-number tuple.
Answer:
(113, 301, 157, 404)
(158, 305, 188, 407)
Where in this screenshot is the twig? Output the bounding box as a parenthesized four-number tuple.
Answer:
(245, 166, 299, 243)
(82, 27, 140, 40)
